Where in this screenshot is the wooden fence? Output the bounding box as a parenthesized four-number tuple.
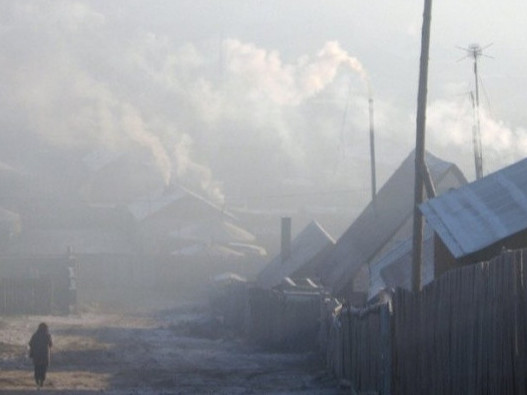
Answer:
(326, 298, 392, 394)
(326, 249, 527, 394)
(0, 277, 58, 314)
(246, 287, 326, 351)
(0, 255, 74, 314)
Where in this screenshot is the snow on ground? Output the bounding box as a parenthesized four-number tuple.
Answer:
(0, 304, 340, 394)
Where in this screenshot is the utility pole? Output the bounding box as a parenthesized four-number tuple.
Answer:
(411, 0, 433, 293)
(369, 96, 377, 202)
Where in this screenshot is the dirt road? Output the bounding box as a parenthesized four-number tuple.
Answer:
(0, 305, 339, 394)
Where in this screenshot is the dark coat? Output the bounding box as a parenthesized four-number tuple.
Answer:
(29, 328, 52, 366)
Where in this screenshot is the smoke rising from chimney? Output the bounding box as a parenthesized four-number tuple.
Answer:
(2, 1, 526, 208)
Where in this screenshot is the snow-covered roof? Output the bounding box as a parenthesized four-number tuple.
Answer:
(420, 157, 527, 259)
(171, 243, 245, 258)
(228, 242, 267, 257)
(256, 221, 335, 289)
(213, 272, 247, 284)
(320, 150, 467, 296)
(169, 220, 255, 243)
(128, 184, 235, 222)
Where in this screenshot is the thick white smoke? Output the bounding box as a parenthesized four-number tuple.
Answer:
(1, 1, 376, 207)
(222, 40, 367, 106)
(427, 98, 527, 180)
(4, 1, 525, 211)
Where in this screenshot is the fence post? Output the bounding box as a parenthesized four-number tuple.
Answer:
(380, 303, 392, 395)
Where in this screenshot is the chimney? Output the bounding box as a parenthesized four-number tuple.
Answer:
(281, 217, 292, 263)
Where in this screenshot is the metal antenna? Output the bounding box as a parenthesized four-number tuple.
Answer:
(458, 43, 492, 180)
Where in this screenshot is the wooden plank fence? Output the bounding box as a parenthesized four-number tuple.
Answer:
(0, 277, 55, 314)
(246, 287, 326, 351)
(327, 299, 392, 394)
(326, 249, 527, 394)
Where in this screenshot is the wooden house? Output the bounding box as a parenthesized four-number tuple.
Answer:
(318, 150, 467, 305)
(420, 157, 527, 277)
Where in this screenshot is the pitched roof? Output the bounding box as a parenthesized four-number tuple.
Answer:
(127, 184, 236, 222)
(169, 220, 255, 244)
(256, 221, 335, 289)
(320, 150, 466, 295)
(420, 157, 527, 259)
(171, 243, 245, 258)
(128, 187, 187, 221)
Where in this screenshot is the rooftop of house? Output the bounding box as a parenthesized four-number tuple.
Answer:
(420, 157, 527, 259)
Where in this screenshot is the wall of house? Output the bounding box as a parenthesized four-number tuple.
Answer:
(434, 234, 456, 278)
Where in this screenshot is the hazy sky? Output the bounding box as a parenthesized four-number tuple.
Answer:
(1, 1, 526, 210)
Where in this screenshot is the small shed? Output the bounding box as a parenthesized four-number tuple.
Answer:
(256, 220, 335, 290)
(420, 157, 527, 276)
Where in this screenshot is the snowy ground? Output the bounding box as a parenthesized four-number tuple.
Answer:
(0, 303, 340, 394)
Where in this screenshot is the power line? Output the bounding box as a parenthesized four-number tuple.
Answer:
(224, 188, 372, 203)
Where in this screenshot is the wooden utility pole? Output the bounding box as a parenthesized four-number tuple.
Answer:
(412, 0, 433, 293)
(369, 96, 377, 202)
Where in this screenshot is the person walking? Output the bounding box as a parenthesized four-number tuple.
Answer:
(29, 322, 53, 388)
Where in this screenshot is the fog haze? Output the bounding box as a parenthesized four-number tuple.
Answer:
(1, 0, 527, 220)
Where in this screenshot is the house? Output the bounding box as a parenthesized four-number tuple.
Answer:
(127, 184, 266, 259)
(368, 225, 434, 300)
(420, 157, 527, 277)
(126, 185, 268, 301)
(256, 219, 335, 289)
(1, 204, 140, 310)
(319, 150, 467, 304)
(81, 148, 166, 204)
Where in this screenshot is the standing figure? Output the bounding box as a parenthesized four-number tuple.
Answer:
(29, 322, 53, 388)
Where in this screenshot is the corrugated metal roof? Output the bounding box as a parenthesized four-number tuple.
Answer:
(256, 221, 335, 289)
(320, 150, 467, 296)
(420, 158, 527, 259)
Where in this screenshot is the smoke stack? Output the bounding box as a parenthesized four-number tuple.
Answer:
(281, 217, 292, 263)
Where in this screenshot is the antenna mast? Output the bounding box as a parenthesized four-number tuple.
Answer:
(467, 43, 484, 180)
